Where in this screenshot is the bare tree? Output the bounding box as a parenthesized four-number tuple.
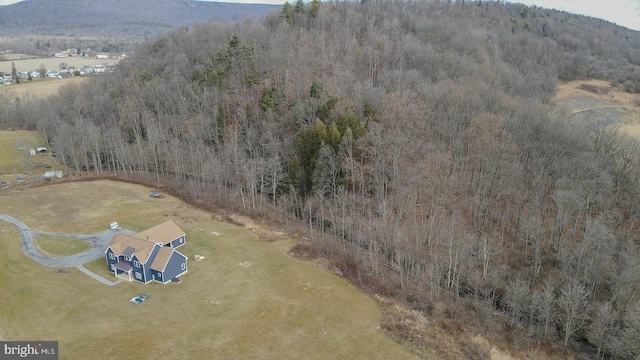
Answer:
(505, 277, 530, 326)
(586, 301, 618, 359)
(533, 279, 556, 339)
(558, 279, 589, 346)
(38, 63, 47, 80)
(619, 301, 640, 359)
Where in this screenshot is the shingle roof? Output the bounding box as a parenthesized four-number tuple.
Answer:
(106, 233, 158, 264)
(123, 246, 135, 257)
(135, 220, 185, 245)
(114, 261, 133, 272)
(150, 247, 174, 272)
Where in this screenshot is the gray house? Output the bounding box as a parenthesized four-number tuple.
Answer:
(105, 220, 188, 284)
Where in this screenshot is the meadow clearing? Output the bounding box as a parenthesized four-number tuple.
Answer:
(554, 79, 640, 138)
(0, 130, 61, 185)
(0, 76, 90, 98)
(0, 179, 417, 359)
(0, 53, 417, 355)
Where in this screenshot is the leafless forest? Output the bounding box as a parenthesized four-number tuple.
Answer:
(3, 1, 640, 358)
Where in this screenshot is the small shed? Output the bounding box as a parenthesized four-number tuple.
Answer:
(110, 222, 119, 230)
(29, 148, 36, 156)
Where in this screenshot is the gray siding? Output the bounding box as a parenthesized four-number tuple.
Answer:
(105, 248, 117, 273)
(131, 254, 146, 283)
(152, 269, 166, 283)
(170, 235, 185, 248)
(163, 251, 188, 280)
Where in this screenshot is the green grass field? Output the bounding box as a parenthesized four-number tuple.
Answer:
(0, 180, 417, 359)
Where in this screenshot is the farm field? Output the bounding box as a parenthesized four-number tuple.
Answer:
(0, 57, 113, 74)
(1, 56, 116, 97)
(0, 180, 418, 359)
(0, 76, 90, 98)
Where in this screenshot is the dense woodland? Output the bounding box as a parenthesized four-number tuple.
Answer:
(3, 0, 640, 358)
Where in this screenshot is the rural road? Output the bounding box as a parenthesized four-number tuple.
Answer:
(0, 212, 134, 285)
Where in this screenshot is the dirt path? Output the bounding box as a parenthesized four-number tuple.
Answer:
(0, 212, 130, 285)
(569, 105, 640, 114)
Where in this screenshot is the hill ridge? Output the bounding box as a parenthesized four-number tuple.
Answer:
(0, 0, 279, 38)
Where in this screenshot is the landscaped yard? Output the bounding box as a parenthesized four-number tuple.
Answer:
(0, 180, 417, 359)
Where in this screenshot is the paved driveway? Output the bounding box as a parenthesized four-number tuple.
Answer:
(0, 212, 134, 285)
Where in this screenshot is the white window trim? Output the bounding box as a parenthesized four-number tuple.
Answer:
(109, 253, 115, 260)
(133, 260, 140, 267)
(135, 272, 142, 280)
(181, 263, 186, 271)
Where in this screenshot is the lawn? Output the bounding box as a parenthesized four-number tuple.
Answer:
(33, 235, 92, 257)
(0, 180, 417, 359)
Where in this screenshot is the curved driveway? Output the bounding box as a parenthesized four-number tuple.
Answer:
(0, 212, 134, 285)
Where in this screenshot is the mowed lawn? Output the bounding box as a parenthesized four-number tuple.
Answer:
(33, 235, 92, 257)
(0, 180, 417, 360)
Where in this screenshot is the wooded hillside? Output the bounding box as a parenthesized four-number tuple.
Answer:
(3, 1, 640, 358)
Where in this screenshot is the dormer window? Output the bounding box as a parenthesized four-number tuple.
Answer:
(123, 255, 129, 261)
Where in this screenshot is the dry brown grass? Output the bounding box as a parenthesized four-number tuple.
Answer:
(0, 130, 60, 176)
(555, 79, 640, 106)
(0, 180, 417, 360)
(555, 79, 640, 140)
(618, 124, 640, 138)
(0, 57, 111, 74)
(1, 77, 90, 98)
(33, 235, 92, 257)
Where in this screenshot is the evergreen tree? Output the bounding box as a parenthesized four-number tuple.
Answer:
(310, 80, 322, 98)
(309, 0, 321, 18)
(11, 62, 19, 84)
(281, 2, 294, 25)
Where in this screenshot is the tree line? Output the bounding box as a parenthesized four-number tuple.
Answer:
(3, 1, 640, 358)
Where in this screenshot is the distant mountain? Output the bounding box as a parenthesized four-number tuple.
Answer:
(0, 0, 279, 38)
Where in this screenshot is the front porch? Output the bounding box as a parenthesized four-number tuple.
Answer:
(114, 261, 133, 282)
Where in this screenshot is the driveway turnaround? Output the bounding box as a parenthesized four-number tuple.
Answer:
(0, 212, 133, 285)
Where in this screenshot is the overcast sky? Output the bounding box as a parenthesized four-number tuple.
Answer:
(514, 0, 640, 31)
(0, 0, 638, 31)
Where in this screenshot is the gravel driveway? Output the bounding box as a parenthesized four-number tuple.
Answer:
(0, 212, 134, 285)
